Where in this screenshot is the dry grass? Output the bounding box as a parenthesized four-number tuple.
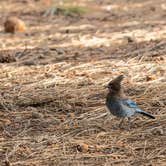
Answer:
(0, 0, 166, 165)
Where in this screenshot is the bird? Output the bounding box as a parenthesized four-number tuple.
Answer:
(106, 75, 155, 129)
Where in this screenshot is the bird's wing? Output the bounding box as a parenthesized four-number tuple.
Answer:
(121, 99, 138, 108)
(120, 99, 155, 118)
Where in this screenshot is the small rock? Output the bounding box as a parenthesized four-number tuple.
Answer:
(21, 60, 36, 66)
(4, 16, 26, 33)
(76, 143, 89, 152)
(151, 127, 164, 135)
(55, 48, 65, 55)
(31, 112, 43, 119)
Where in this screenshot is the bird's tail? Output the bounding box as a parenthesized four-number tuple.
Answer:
(136, 109, 155, 119)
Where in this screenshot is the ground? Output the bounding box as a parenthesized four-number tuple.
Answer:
(0, 0, 166, 165)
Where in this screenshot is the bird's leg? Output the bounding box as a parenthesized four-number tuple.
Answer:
(127, 117, 132, 131)
(118, 118, 124, 128)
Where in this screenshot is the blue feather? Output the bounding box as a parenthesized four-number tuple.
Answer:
(122, 99, 137, 108)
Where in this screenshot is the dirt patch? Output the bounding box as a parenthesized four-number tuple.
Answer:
(0, 0, 166, 165)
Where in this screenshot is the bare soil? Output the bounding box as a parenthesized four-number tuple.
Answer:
(0, 0, 166, 165)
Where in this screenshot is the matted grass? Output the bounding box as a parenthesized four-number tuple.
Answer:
(0, 0, 166, 165)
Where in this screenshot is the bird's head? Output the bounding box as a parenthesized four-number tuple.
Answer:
(107, 75, 124, 93)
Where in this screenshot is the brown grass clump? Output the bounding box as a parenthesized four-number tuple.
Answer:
(0, 0, 166, 165)
(0, 50, 16, 63)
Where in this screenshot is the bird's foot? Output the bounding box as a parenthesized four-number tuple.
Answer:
(112, 125, 120, 130)
(112, 124, 131, 131)
(112, 124, 124, 130)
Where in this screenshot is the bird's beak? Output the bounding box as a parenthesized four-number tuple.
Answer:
(104, 85, 108, 89)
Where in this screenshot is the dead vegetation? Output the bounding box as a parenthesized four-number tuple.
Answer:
(0, 0, 166, 165)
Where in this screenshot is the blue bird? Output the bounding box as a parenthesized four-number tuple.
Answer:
(106, 75, 155, 129)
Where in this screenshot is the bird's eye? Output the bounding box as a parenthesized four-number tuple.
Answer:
(108, 84, 113, 88)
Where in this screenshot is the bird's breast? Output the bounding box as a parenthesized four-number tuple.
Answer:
(106, 98, 126, 117)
